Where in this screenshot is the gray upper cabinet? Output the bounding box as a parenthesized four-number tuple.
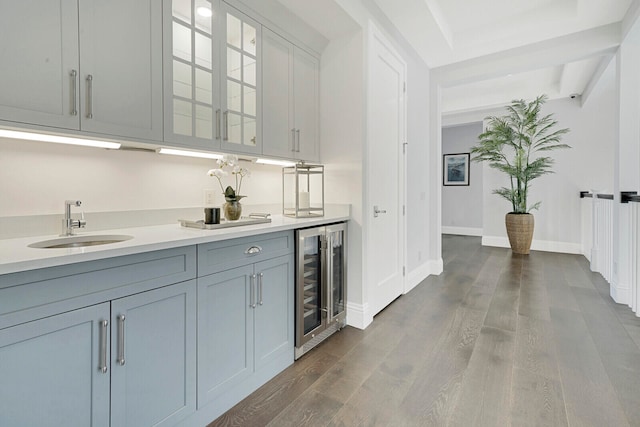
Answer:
(164, 0, 262, 155)
(220, 3, 262, 155)
(262, 28, 319, 162)
(0, 0, 80, 130)
(78, 0, 163, 141)
(0, 0, 163, 141)
(0, 303, 111, 427)
(293, 47, 320, 162)
(163, 0, 222, 150)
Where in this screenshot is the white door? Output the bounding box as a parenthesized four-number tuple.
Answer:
(368, 25, 406, 316)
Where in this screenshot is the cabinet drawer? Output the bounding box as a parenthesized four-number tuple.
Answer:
(197, 231, 294, 276)
(0, 246, 196, 330)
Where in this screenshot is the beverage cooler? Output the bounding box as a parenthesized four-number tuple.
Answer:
(295, 222, 347, 359)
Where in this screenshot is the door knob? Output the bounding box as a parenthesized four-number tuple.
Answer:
(373, 205, 387, 218)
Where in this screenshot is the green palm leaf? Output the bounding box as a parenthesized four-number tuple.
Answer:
(470, 94, 570, 213)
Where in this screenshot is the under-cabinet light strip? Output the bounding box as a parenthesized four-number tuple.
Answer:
(156, 148, 224, 160)
(255, 158, 296, 167)
(0, 129, 121, 149)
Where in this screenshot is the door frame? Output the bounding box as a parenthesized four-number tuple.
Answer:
(363, 21, 408, 318)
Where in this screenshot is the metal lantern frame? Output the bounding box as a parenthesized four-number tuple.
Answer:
(282, 163, 325, 218)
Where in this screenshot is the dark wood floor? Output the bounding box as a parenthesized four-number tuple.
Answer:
(208, 235, 640, 426)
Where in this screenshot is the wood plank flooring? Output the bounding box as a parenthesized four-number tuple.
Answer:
(208, 235, 640, 426)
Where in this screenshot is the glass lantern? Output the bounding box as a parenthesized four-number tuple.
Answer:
(283, 163, 324, 217)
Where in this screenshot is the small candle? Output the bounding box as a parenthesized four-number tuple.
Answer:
(299, 191, 310, 210)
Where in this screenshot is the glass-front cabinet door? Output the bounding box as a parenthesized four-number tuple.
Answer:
(164, 0, 221, 149)
(164, 1, 260, 154)
(220, 4, 261, 155)
(327, 223, 347, 321)
(296, 229, 324, 345)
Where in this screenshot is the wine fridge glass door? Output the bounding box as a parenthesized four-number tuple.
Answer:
(329, 227, 346, 319)
(299, 232, 323, 343)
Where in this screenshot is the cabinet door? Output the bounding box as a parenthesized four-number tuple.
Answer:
(293, 47, 320, 162)
(0, 0, 80, 130)
(0, 303, 110, 427)
(197, 265, 254, 408)
(221, 4, 262, 155)
(254, 254, 294, 371)
(327, 223, 347, 320)
(79, 0, 163, 141)
(262, 28, 294, 159)
(110, 280, 196, 427)
(163, 0, 222, 149)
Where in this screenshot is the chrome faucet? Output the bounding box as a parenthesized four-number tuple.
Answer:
(61, 200, 86, 236)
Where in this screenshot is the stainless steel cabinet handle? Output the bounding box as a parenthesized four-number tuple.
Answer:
(70, 70, 77, 116)
(98, 319, 108, 374)
(223, 111, 229, 141)
(86, 75, 93, 119)
(373, 205, 387, 218)
(244, 245, 262, 255)
(215, 109, 221, 140)
(291, 129, 296, 152)
(116, 314, 126, 366)
(296, 129, 301, 152)
(258, 272, 264, 305)
(250, 274, 256, 308)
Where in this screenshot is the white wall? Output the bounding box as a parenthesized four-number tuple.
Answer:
(481, 60, 616, 253)
(322, 0, 433, 328)
(611, 19, 640, 304)
(441, 122, 483, 234)
(0, 138, 283, 217)
(321, 30, 365, 311)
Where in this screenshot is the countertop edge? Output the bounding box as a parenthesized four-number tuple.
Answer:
(0, 210, 350, 275)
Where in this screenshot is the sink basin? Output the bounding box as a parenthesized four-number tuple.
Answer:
(28, 234, 133, 249)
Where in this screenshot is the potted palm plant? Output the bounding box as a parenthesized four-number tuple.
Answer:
(470, 95, 570, 254)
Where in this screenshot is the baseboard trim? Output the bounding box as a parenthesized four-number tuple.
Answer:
(481, 235, 582, 255)
(406, 262, 432, 293)
(610, 280, 630, 305)
(346, 301, 373, 330)
(442, 226, 482, 236)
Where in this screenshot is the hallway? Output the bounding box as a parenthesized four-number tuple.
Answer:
(210, 235, 640, 426)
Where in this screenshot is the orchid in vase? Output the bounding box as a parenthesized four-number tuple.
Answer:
(207, 154, 251, 202)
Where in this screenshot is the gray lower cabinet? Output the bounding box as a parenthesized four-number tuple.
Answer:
(0, 280, 196, 427)
(195, 231, 294, 418)
(0, 232, 296, 427)
(0, 303, 111, 427)
(111, 280, 196, 427)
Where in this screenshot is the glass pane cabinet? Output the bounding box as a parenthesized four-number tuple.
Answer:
(164, 0, 261, 153)
(220, 3, 261, 154)
(295, 223, 347, 359)
(166, 0, 220, 147)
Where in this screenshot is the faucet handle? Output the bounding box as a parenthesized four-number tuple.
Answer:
(65, 200, 82, 207)
(79, 211, 86, 228)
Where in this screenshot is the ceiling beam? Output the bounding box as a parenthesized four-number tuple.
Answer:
(432, 23, 622, 87)
(581, 54, 616, 107)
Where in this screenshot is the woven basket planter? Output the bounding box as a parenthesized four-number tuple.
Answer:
(505, 213, 534, 255)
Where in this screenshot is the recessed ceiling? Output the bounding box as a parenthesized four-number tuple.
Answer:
(275, 0, 636, 113)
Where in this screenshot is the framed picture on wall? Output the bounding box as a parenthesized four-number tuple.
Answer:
(443, 153, 470, 186)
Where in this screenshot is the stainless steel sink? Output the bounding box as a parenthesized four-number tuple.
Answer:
(28, 234, 133, 249)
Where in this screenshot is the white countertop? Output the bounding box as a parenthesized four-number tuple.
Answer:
(0, 206, 350, 275)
